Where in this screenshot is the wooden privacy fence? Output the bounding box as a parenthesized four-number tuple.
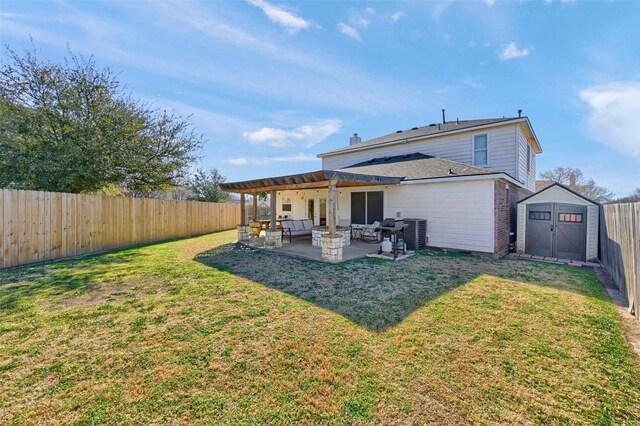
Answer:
(0, 189, 240, 269)
(600, 202, 640, 320)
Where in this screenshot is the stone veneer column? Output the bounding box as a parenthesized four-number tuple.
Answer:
(237, 225, 251, 242)
(321, 235, 344, 262)
(264, 229, 282, 249)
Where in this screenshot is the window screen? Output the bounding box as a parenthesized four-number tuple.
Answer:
(351, 191, 384, 224)
(474, 134, 488, 166)
(558, 213, 583, 223)
(350, 192, 366, 224)
(529, 211, 551, 221)
(366, 191, 384, 224)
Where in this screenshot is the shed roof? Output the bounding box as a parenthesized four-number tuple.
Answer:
(518, 183, 599, 205)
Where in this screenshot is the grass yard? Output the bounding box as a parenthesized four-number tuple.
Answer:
(1, 230, 639, 425)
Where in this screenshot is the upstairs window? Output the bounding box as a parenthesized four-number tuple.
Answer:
(473, 134, 488, 166)
(527, 145, 531, 172)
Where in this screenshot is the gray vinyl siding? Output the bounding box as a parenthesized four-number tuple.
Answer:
(516, 126, 536, 192)
(323, 125, 518, 178)
(484, 126, 516, 176)
(323, 131, 471, 170)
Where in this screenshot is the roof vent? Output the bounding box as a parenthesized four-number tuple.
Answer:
(411, 127, 418, 130)
(429, 123, 437, 127)
(448, 168, 456, 175)
(518, 109, 523, 118)
(349, 133, 362, 145)
(396, 130, 403, 133)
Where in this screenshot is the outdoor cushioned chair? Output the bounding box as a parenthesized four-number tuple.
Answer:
(281, 219, 313, 243)
(361, 221, 380, 243)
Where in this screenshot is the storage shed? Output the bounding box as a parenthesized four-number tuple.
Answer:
(517, 183, 599, 262)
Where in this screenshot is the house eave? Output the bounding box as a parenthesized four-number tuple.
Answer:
(400, 172, 522, 187)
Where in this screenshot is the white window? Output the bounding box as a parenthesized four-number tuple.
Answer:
(527, 145, 531, 172)
(281, 196, 292, 212)
(473, 134, 488, 166)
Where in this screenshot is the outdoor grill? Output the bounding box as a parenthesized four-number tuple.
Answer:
(378, 218, 408, 259)
(380, 217, 404, 230)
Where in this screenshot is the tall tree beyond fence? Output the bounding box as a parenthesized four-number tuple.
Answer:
(0, 189, 240, 269)
(600, 202, 640, 320)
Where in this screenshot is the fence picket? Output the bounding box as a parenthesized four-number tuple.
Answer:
(600, 202, 640, 320)
(0, 189, 239, 269)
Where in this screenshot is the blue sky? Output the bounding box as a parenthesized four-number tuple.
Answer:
(1, 0, 639, 196)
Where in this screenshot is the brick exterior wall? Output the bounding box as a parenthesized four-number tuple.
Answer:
(494, 181, 532, 256)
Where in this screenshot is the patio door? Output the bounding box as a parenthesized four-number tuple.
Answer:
(307, 197, 327, 226)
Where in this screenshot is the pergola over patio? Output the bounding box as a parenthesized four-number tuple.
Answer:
(220, 170, 402, 260)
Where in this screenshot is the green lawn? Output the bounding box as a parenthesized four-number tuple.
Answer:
(1, 230, 639, 425)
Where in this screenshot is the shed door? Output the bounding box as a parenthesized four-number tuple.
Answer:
(525, 203, 554, 257)
(554, 204, 587, 261)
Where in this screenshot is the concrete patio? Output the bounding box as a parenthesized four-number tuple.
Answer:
(239, 235, 379, 263)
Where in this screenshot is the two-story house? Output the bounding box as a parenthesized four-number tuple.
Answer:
(221, 116, 542, 259)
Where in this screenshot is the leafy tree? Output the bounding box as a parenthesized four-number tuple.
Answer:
(187, 168, 229, 202)
(539, 166, 614, 203)
(0, 46, 202, 194)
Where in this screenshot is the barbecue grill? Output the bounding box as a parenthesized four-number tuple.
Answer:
(378, 218, 408, 259)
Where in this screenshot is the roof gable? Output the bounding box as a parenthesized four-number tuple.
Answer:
(518, 183, 599, 206)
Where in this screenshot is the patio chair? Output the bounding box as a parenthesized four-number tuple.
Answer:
(361, 221, 380, 243)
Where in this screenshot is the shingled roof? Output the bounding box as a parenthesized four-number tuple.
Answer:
(319, 117, 529, 157)
(338, 153, 504, 181)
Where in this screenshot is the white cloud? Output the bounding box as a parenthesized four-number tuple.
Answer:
(391, 11, 406, 22)
(484, 0, 496, 6)
(228, 158, 250, 165)
(242, 119, 342, 148)
(498, 42, 529, 60)
(580, 81, 640, 157)
(350, 7, 375, 29)
(338, 23, 361, 41)
(247, 0, 316, 34)
(228, 153, 318, 165)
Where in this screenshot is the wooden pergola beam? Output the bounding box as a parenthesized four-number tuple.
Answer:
(240, 193, 246, 225)
(328, 183, 337, 235)
(235, 180, 337, 194)
(252, 194, 257, 221)
(219, 170, 403, 194)
(270, 190, 277, 231)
